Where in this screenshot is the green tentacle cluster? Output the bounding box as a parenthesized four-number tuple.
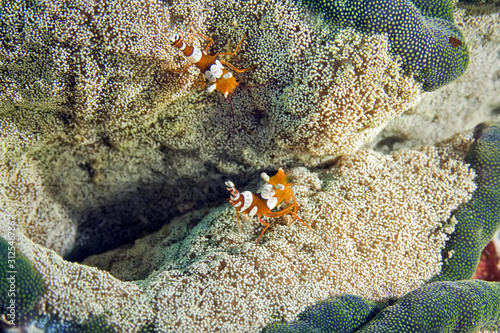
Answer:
(299, 0, 469, 91)
(263, 281, 500, 332)
(262, 295, 384, 333)
(0, 237, 45, 316)
(431, 123, 500, 282)
(358, 280, 500, 332)
(263, 123, 500, 332)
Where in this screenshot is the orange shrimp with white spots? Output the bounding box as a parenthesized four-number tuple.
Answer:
(225, 168, 312, 245)
(169, 32, 255, 130)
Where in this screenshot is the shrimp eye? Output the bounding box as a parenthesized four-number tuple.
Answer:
(169, 34, 180, 45)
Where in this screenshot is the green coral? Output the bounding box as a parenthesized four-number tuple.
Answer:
(358, 281, 500, 332)
(263, 123, 500, 333)
(262, 295, 384, 333)
(3, 314, 123, 332)
(432, 123, 500, 282)
(299, 0, 469, 91)
(0, 237, 121, 332)
(0, 236, 45, 315)
(263, 281, 500, 332)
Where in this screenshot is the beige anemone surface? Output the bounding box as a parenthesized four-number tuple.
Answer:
(0, 0, 495, 331)
(0, 0, 422, 155)
(141, 133, 475, 332)
(21, 132, 469, 332)
(372, 4, 500, 152)
(7, 233, 154, 331)
(0, 0, 423, 259)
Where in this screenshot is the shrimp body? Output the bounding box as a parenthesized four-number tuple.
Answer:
(169, 33, 251, 97)
(225, 183, 279, 217)
(225, 168, 311, 245)
(260, 168, 295, 208)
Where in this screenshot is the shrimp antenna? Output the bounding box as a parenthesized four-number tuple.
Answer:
(293, 183, 355, 210)
(227, 95, 236, 133)
(240, 78, 275, 90)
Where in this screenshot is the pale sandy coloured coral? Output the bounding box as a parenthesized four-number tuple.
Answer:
(82, 133, 476, 332)
(0, 0, 423, 259)
(372, 6, 500, 152)
(0, 0, 496, 331)
(1, 0, 421, 156)
(0, 131, 476, 332)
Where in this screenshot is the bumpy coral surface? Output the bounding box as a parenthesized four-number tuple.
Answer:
(81, 134, 473, 332)
(432, 123, 500, 282)
(358, 280, 500, 332)
(264, 123, 500, 333)
(0, 0, 423, 153)
(0, 0, 496, 332)
(371, 4, 500, 153)
(300, 0, 469, 91)
(262, 294, 384, 333)
(0, 0, 424, 259)
(264, 280, 500, 333)
(0, 133, 476, 332)
(0, 237, 44, 315)
(266, 28, 421, 155)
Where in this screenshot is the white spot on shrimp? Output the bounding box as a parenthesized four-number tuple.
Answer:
(187, 46, 202, 63)
(261, 184, 275, 200)
(210, 63, 223, 78)
(241, 191, 253, 212)
(207, 84, 217, 93)
(205, 70, 217, 82)
(266, 197, 278, 210)
(249, 206, 258, 216)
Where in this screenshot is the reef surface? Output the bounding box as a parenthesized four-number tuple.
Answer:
(1, 0, 499, 332)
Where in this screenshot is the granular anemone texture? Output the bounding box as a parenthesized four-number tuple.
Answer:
(268, 28, 422, 155)
(0, 0, 423, 258)
(0, 0, 422, 154)
(158, 0, 423, 157)
(0, 231, 154, 332)
(0, 0, 199, 145)
(371, 5, 500, 153)
(0, 120, 78, 256)
(81, 133, 476, 332)
(0, 133, 476, 332)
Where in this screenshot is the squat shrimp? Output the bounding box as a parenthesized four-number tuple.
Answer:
(225, 168, 311, 245)
(169, 32, 255, 131)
